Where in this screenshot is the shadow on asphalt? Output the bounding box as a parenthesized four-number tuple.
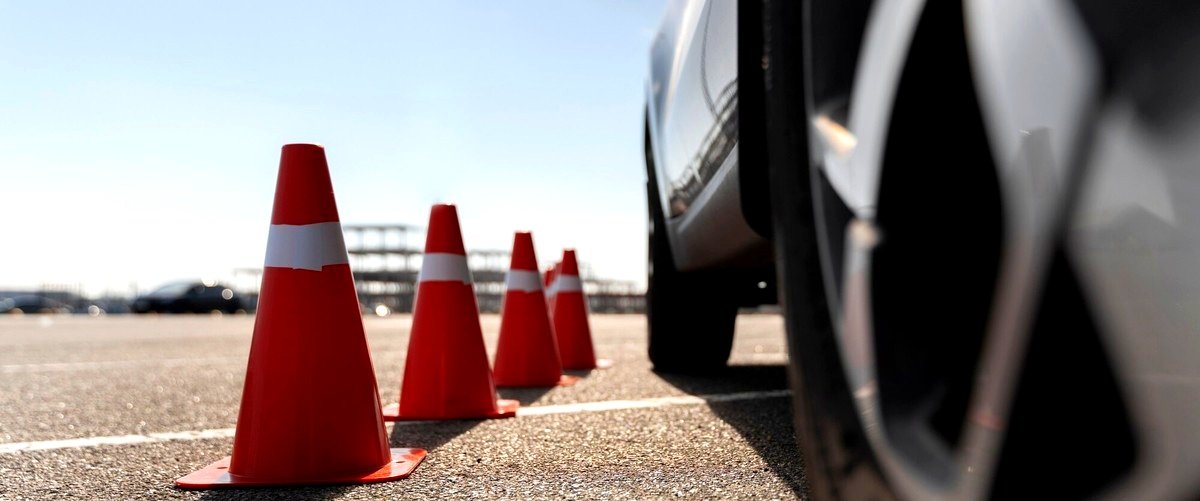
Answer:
(390, 418, 481, 452)
(198, 485, 349, 500)
(496, 386, 553, 406)
(656, 364, 807, 497)
(562, 368, 594, 378)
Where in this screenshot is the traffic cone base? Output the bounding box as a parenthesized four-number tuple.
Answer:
(381, 399, 519, 421)
(176, 449, 426, 489)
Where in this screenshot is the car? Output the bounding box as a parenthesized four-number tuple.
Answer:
(131, 281, 246, 314)
(645, 1, 1200, 499)
(0, 295, 74, 314)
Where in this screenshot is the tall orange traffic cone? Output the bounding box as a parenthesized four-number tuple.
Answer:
(494, 232, 578, 387)
(176, 144, 424, 489)
(383, 204, 519, 420)
(551, 249, 613, 370)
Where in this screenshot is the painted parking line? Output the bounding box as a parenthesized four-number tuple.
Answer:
(515, 390, 792, 416)
(0, 389, 791, 454)
(0, 356, 245, 373)
(0, 429, 239, 454)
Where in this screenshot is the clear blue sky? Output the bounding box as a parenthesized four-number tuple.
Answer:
(0, 0, 665, 296)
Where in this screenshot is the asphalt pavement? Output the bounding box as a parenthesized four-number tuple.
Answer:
(0, 313, 804, 499)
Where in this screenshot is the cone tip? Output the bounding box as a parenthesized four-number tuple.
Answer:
(424, 203, 467, 255)
(510, 232, 537, 271)
(271, 143, 339, 225)
(559, 249, 579, 275)
(282, 142, 324, 151)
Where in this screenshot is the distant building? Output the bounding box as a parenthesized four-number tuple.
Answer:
(234, 223, 645, 314)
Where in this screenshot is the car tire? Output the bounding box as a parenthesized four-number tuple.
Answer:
(644, 136, 738, 374)
(760, 0, 893, 499)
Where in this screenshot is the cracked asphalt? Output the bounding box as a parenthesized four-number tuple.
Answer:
(0, 313, 804, 499)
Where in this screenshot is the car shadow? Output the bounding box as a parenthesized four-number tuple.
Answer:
(655, 364, 807, 497)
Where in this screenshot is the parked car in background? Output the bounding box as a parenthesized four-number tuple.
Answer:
(647, 0, 1200, 499)
(131, 281, 247, 314)
(0, 295, 74, 314)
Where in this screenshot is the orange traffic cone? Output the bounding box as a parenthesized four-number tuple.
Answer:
(494, 232, 578, 387)
(544, 262, 560, 315)
(383, 204, 519, 420)
(543, 264, 555, 289)
(176, 144, 424, 489)
(551, 249, 613, 370)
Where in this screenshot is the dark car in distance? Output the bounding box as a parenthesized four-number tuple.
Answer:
(0, 295, 74, 314)
(131, 281, 247, 314)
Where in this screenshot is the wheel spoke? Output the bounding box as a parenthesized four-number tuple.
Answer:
(816, 0, 925, 220)
(958, 1, 1102, 497)
(838, 219, 880, 397)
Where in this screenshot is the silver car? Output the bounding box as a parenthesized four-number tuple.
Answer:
(644, 1, 1200, 499)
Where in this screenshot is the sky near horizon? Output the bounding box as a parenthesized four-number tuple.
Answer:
(0, 0, 666, 296)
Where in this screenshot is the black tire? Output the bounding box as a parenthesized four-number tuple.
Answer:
(644, 130, 738, 374)
(761, 1, 892, 499)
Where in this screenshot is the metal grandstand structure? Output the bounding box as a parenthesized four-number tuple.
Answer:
(235, 223, 644, 314)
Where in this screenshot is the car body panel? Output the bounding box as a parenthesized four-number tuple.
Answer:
(647, 0, 768, 271)
(670, 144, 765, 268)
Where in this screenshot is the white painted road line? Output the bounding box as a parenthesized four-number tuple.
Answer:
(515, 390, 792, 416)
(1, 356, 245, 374)
(0, 389, 791, 454)
(0, 429, 238, 454)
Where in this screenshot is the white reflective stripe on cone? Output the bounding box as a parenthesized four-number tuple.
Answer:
(505, 270, 542, 292)
(553, 275, 583, 292)
(420, 253, 472, 283)
(263, 222, 349, 271)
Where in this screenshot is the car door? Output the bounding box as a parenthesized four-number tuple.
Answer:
(179, 285, 206, 313)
